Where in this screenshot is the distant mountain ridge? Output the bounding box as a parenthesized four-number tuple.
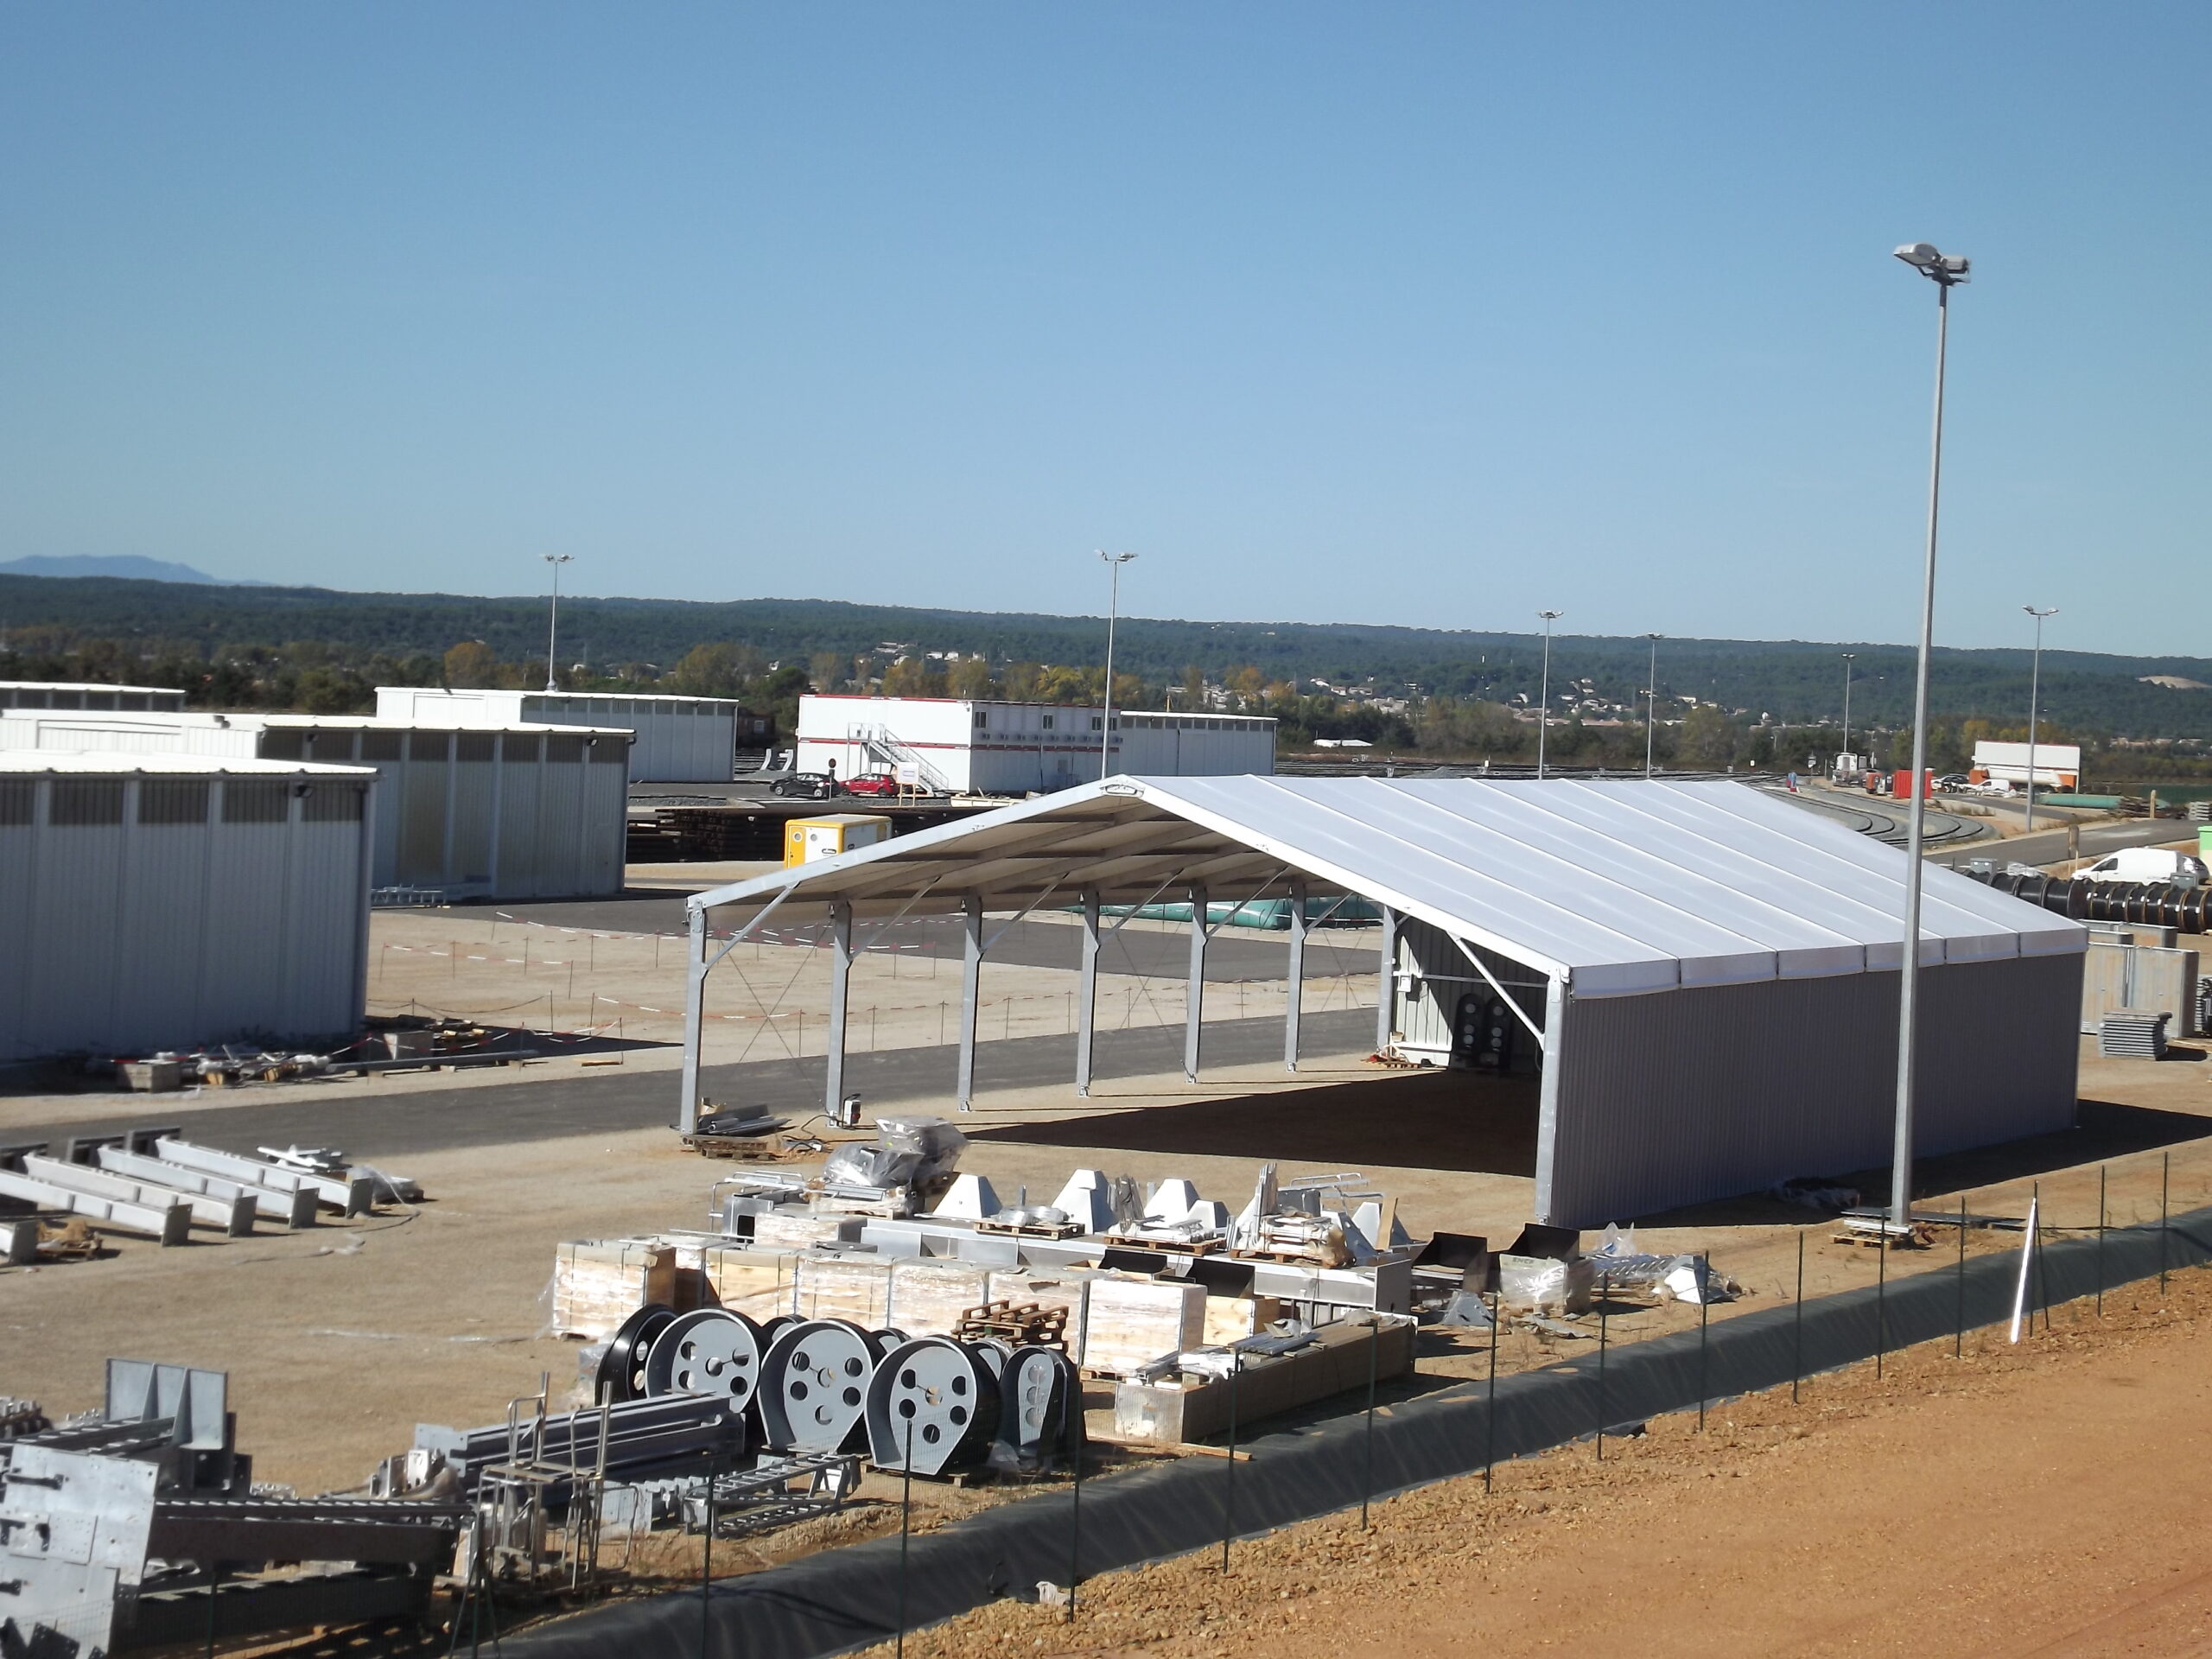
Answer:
(0, 555, 272, 587)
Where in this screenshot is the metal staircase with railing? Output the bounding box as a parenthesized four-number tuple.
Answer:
(844, 724, 956, 795)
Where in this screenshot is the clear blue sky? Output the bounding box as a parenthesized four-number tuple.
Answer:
(1, 3, 2203, 654)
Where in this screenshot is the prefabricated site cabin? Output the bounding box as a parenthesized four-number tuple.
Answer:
(0, 711, 629, 900)
(375, 688, 755, 783)
(794, 694, 1276, 796)
(0, 752, 376, 1061)
(0, 681, 189, 713)
(677, 775, 2086, 1227)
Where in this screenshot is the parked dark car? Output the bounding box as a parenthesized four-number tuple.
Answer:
(770, 772, 837, 799)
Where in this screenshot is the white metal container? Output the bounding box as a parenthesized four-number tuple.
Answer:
(373, 688, 757, 782)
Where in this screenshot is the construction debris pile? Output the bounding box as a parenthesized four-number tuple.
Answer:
(99, 1024, 537, 1093)
(0, 1360, 466, 1658)
(0, 1128, 418, 1257)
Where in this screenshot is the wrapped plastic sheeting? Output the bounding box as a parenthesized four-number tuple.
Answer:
(874, 1116, 967, 1185)
(822, 1144, 921, 1189)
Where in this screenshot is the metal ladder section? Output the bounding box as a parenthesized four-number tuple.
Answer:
(843, 724, 954, 794)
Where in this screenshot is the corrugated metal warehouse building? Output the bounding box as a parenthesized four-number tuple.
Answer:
(795, 693, 1276, 794)
(0, 680, 188, 712)
(678, 776, 2086, 1227)
(0, 711, 630, 899)
(374, 688, 753, 782)
(0, 752, 376, 1061)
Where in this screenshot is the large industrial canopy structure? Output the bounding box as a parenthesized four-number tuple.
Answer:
(682, 777, 2086, 1225)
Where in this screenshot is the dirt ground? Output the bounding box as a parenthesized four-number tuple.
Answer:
(864, 1264, 2212, 1659)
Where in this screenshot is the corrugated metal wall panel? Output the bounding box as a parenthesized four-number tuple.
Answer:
(30, 797, 126, 1051)
(536, 751, 587, 896)
(449, 734, 497, 885)
(117, 785, 213, 1044)
(1392, 918, 1549, 1065)
(395, 745, 448, 883)
(583, 753, 626, 893)
(498, 745, 543, 896)
(0, 776, 372, 1059)
(1538, 951, 2083, 1227)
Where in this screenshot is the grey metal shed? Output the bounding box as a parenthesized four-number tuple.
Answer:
(680, 776, 2087, 1225)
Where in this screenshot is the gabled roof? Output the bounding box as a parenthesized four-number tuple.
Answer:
(691, 777, 2086, 998)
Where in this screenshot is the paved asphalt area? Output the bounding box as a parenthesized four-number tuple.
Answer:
(16, 1008, 1376, 1162)
(1929, 817, 2189, 870)
(454, 895, 1381, 984)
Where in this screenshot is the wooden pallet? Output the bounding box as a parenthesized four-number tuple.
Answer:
(1227, 1247, 1342, 1267)
(975, 1217, 1084, 1241)
(681, 1132, 791, 1162)
(954, 1300, 1071, 1351)
(1831, 1223, 1934, 1251)
(1102, 1233, 1224, 1257)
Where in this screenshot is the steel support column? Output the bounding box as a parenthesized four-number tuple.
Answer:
(1375, 906, 1400, 1054)
(1532, 974, 1568, 1224)
(956, 894, 983, 1112)
(1284, 881, 1307, 1073)
(1183, 883, 1208, 1083)
(823, 900, 853, 1120)
(1076, 888, 1101, 1097)
(678, 903, 709, 1133)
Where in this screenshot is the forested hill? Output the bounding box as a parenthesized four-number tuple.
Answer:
(2, 574, 2208, 738)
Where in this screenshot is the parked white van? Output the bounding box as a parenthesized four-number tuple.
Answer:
(2078, 847, 2209, 887)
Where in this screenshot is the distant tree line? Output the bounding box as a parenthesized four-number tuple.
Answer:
(2, 575, 2209, 779)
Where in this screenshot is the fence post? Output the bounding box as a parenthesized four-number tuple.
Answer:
(2095, 1165, 2106, 1316)
(1594, 1271, 1610, 1461)
(1955, 1193, 1967, 1357)
(1792, 1231, 1804, 1403)
(1484, 1291, 1500, 1491)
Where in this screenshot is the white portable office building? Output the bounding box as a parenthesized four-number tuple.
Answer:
(795, 694, 1276, 795)
(679, 776, 2086, 1226)
(375, 688, 752, 782)
(0, 711, 629, 899)
(0, 681, 189, 712)
(0, 752, 376, 1061)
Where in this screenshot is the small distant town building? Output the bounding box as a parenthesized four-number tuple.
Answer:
(1312, 738, 1373, 750)
(1971, 740, 2081, 790)
(0, 681, 188, 713)
(0, 751, 376, 1060)
(793, 694, 1277, 795)
(373, 688, 759, 782)
(0, 710, 628, 899)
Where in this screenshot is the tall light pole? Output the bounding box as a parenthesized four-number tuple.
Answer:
(1840, 653, 1857, 767)
(1888, 239, 1970, 1234)
(1535, 611, 1562, 779)
(1643, 633, 1662, 779)
(1097, 550, 1136, 779)
(542, 554, 574, 693)
(2023, 606, 2057, 831)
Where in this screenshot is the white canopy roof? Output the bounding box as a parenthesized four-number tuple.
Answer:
(692, 776, 2086, 998)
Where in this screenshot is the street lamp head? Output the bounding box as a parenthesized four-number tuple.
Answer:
(1539, 609, 1562, 623)
(543, 553, 574, 565)
(2024, 605, 2058, 620)
(1098, 550, 1137, 566)
(1893, 242, 1970, 285)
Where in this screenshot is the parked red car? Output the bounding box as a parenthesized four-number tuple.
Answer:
(841, 772, 901, 798)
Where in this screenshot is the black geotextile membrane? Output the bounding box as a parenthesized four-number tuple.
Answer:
(507, 1207, 2212, 1659)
